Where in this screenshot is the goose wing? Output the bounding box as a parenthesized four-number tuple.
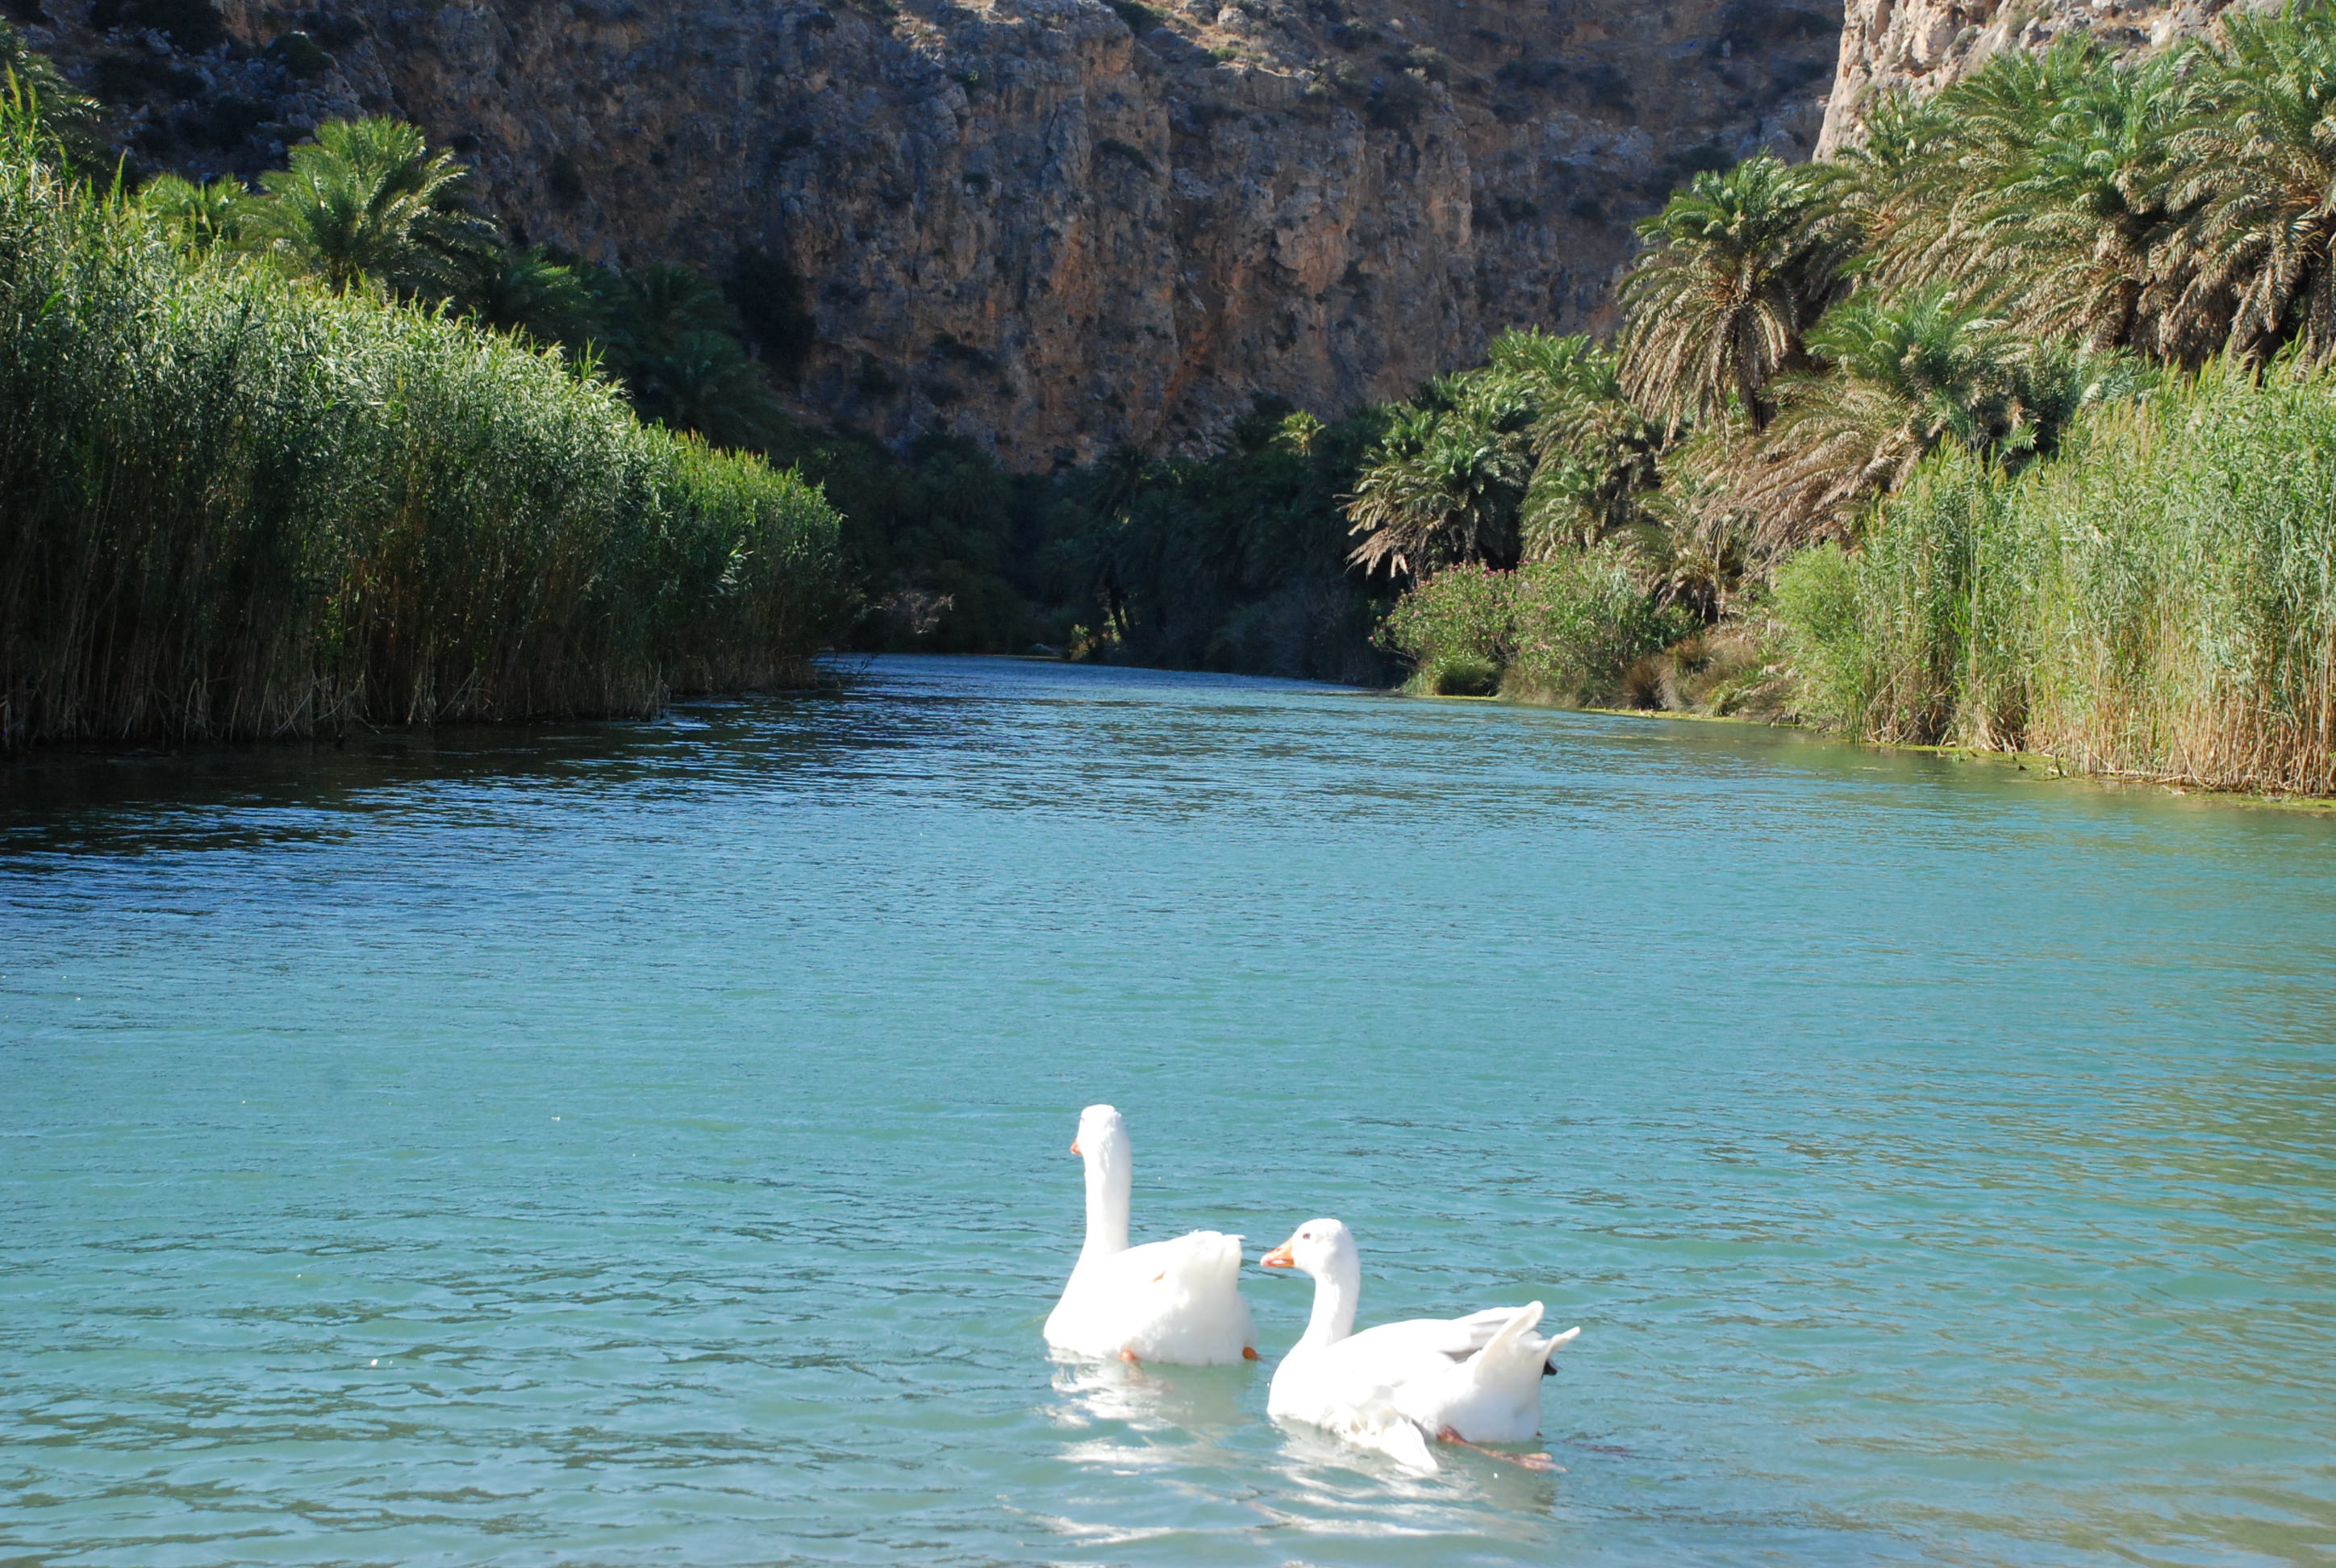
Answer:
(1336, 1305, 1520, 1366)
(1060, 1230, 1254, 1364)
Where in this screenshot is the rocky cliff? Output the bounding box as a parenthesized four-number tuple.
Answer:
(20, 0, 1838, 461)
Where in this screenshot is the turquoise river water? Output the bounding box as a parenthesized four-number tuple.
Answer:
(3, 655, 2333, 1567)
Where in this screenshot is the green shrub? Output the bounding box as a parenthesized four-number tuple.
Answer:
(1769, 542, 1868, 729)
(1768, 450, 2004, 742)
(1426, 655, 1496, 695)
(0, 111, 849, 749)
(1378, 561, 1516, 692)
(1380, 551, 1691, 703)
(1507, 546, 1694, 705)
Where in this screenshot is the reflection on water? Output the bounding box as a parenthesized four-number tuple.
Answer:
(3, 655, 2334, 1566)
(1050, 1355, 1254, 1439)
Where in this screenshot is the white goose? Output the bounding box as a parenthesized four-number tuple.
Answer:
(1042, 1105, 1257, 1366)
(1260, 1217, 1578, 1472)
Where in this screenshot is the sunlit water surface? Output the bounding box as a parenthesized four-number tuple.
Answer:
(3, 656, 2333, 1567)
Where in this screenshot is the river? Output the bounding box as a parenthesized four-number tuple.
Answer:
(3, 655, 2332, 1566)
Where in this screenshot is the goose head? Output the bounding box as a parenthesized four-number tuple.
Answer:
(1261, 1218, 1362, 1346)
(1259, 1217, 1358, 1280)
(1070, 1103, 1129, 1167)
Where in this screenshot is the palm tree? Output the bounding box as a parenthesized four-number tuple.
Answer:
(1631, 461, 1751, 622)
(2167, 0, 2336, 361)
(140, 173, 247, 250)
(624, 332, 782, 448)
(1618, 154, 1856, 432)
(1886, 40, 2192, 356)
(584, 261, 784, 444)
(1712, 290, 2014, 550)
(1480, 329, 1662, 556)
(1050, 452, 1182, 642)
(1068, 443, 1157, 523)
(2, 21, 105, 167)
(1705, 288, 2150, 552)
(1869, 36, 2094, 282)
(1994, 50, 2188, 352)
(1519, 407, 1662, 557)
(242, 118, 497, 294)
(1480, 327, 1617, 450)
(457, 244, 596, 347)
(1823, 89, 1962, 287)
(1345, 402, 1529, 578)
(1272, 409, 1324, 457)
(594, 262, 744, 356)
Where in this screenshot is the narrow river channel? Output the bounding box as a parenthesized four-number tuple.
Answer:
(4, 655, 2331, 1566)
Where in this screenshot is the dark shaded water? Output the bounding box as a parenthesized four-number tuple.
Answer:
(3, 655, 2332, 1566)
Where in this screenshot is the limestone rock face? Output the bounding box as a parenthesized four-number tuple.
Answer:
(1817, 0, 2260, 155)
(27, 0, 1837, 461)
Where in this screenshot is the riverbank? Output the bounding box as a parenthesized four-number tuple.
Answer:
(1337, 14, 2336, 802)
(1370, 352, 2336, 802)
(1396, 689, 2336, 812)
(0, 101, 849, 752)
(1768, 362, 2336, 798)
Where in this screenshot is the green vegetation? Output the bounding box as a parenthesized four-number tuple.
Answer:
(1776, 362, 2336, 794)
(1042, 404, 1400, 682)
(126, 115, 783, 451)
(238, 117, 498, 294)
(1616, 152, 1851, 433)
(1379, 555, 1692, 703)
(1356, 0, 2336, 792)
(0, 90, 845, 749)
(769, 399, 1397, 684)
(776, 426, 1054, 656)
(15, 3, 2336, 792)
(0, 20, 101, 164)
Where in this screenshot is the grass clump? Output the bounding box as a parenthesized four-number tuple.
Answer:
(1774, 360, 2336, 793)
(0, 103, 848, 749)
(1105, 0, 1163, 32)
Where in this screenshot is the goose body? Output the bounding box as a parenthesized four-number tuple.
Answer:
(1261, 1218, 1577, 1470)
(1043, 1105, 1256, 1366)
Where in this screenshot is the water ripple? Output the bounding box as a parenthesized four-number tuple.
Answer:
(2, 655, 2332, 1566)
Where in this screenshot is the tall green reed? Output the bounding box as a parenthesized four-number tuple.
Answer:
(1775, 360, 2336, 793)
(0, 108, 848, 749)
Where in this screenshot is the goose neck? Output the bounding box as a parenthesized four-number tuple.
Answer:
(1078, 1144, 1132, 1263)
(1299, 1251, 1361, 1349)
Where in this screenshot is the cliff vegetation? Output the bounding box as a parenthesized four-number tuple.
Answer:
(1372, 2, 2336, 794)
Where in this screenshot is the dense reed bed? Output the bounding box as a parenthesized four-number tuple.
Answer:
(1776, 361, 2336, 794)
(0, 115, 847, 749)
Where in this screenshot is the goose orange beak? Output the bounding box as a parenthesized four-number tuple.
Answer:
(1260, 1242, 1295, 1269)
(1070, 1140, 1081, 1155)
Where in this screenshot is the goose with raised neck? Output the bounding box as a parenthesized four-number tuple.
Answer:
(1042, 1104, 1255, 1366)
(1074, 1107, 1133, 1266)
